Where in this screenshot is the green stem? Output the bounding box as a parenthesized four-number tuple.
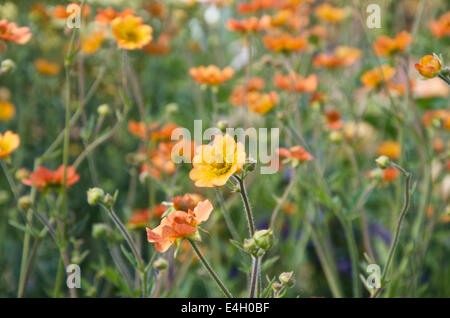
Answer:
(188, 239, 233, 298)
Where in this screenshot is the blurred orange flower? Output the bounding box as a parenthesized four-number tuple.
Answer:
(313, 46, 362, 68)
(263, 33, 307, 52)
(315, 3, 346, 23)
(274, 73, 318, 93)
(422, 109, 450, 130)
(324, 109, 343, 130)
(22, 165, 80, 190)
(414, 55, 441, 79)
(53, 3, 90, 19)
(189, 65, 234, 86)
(278, 146, 313, 163)
(227, 16, 270, 33)
(190, 134, 246, 187)
(0, 101, 15, 121)
(0, 20, 32, 45)
(95, 7, 134, 25)
(34, 59, 61, 76)
(377, 141, 401, 159)
(128, 121, 178, 141)
(237, 0, 275, 14)
(361, 65, 396, 90)
(0, 130, 20, 159)
(428, 12, 450, 39)
(128, 209, 151, 228)
(146, 199, 213, 252)
(111, 15, 152, 50)
(143, 33, 171, 55)
(248, 91, 279, 114)
(81, 30, 105, 54)
(173, 193, 206, 212)
(373, 31, 412, 57)
(229, 77, 265, 106)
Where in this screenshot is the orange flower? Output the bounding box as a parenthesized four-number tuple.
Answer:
(229, 77, 265, 107)
(95, 7, 134, 25)
(0, 20, 31, 45)
(248, 91, 279, 114)
(22, 165, 80, 191)
(278, 146, 313, 164)
(227, 15, 270, 33)
(128, 121, 178, 141)
(189, 134, 246, 187)
(0, 130, 20, 159)
(151, 122, 179, 141)
(361, 65, 396, 90)
(377, 141, 401, 159)
(414, 55, 442, 79)
(53, 3, 90, 19)
(144, 1, 166, 19)
(0, 101, 15, 121)
(274, 73, 318, 93)
(324, 109, 343, 130)
(189, 65, 234, 86)
(237, 0, 275, 14)
(34, 59, 61, 76)
(315, 3, 346, 23)
(263, 33, 307, 52)
(172, 193, 206, 212)
(313, 46, 362, 68)
(422, 109, 450, 130)
(81, 30, 105, 54)
(382, 167, 399, 182)
(146, 199, 213, 252)
(143, 33, 171, 55)
(373, 31, 412, 57)
(111, 15, 152, 50)
(429, 12, 450, 39)
(128, 209, 151, 228)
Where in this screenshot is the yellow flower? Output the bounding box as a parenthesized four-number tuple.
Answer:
(361, 64, 396, 89)
(315, 3, 346, 23)
(81, 30, 105, 54)
(189, 134, 246, 187)
(0, 101, 15, 121)
(111, 15, 152, 50)
(377, 140, 401, 159)
(0, 130, 20, 159)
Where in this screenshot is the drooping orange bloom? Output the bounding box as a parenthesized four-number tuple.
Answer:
(278, 146, 313, 163)
(0, 101, 15, 121)
(377, 141, 401, 159)
(274, 73, 318, 93)
(227, 15, 270, 33)
(414, 55, 442, 79)
(143, 33, 171, 55)
(263, 33, 307, 52)
(248, 91, 279, 114)
(0, 20, 31, 45)
(95, 7, 135, 25)
(146, 199, 213, 252)
(422, 109, 450, 130)
(22, 165, 80, 190)
(313, 46, 362, 68)
(360, 65, 396, 90)
(190, 134, 246, 187)
(373, 31, 412, 57)
(52, 3, 90, 19)
(315, 3, 346, 23)
(0, 130, 20, 159)
(34, 59, 61, 76)
(428, 12, 450, 39)
(111, 15, 152, 50)
(81, 30, 105, 54)
(173, 193, 206, 212)
(189, 65, 234, 86)
(324, 109, 343, 130)
(128, 209, 151, 228)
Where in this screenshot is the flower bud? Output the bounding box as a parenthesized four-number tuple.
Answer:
(92, 223, 109, 239)
(18, 195, 32, 212)
(279, 271, 295, 287)
(329, 130, 343, 143)
(154, 257, 169, 271)
(375, 155, 390, 169)
(414, 54, 441, 79)
(97, 104, 110, 116)
(368, 168, 384, 182)
(165, 103, 179, 115)
(15, 168, 29, 181)
(102, 193, 115, 209)
(243, 238, 258, 255)
(217, 120, 228, 132)
(1, 59, 16, 74)
(254, 229, 273, 250)
(87, 187, 105, 206)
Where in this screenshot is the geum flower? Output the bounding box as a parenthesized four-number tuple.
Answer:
(227, 15, 270, 33)
(81, 30, 105, 54)
(324, 109, 344, 130)
(146, 199, 213, 253)
(0, 20, 31, 45)
(373, 31, 412, 57)
(278, 146, 313, 166)
(313, 46, 362, 68)
(360, 64, 396, 90)
(247, 91, 279, 114)
(314, 3, 346, 23)
(428, 12, 450, 39)
(274, 73, 318, 93)
(0, 101, 15, 121)
(263, 33, 307, 53)
(414, 55, 442, 79)
(189, 65, 234, 86)
(111, 14, 152, 50)
(189, 134, 246, 187)
(22, 165, 80, 191)
(0, 130, 20, 159)
(95, 7, 135, 24)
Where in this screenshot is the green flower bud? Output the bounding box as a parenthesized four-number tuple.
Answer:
(279, 271, 295, 288)
(165, 103, 179, 115)
(92, 223, 109, 239)
(254, 229, 273, 250)
(18, 195, 32, 212)
(243, 238, 259, 256)
(102, 193, 115, 209)
(375, 155, 390, 169)
(1, 59, 16, 74)
(154, 257, 169, 271)
(87, 188, 105, 206)
(97, 104, 110, 116)
(217, 120, 228, 132)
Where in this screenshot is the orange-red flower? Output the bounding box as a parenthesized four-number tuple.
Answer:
(172, 193, 206, 212)
(190, 134, 246, 187)
(81, 30, 105, 54)
(128, 204, 168, 228)
(313, 46, 362, 68)
(229, 77, 265, 107)
(422, 109, 450, 130)
(263, 33, 307, 52)
(0, 20, 31, 45)
(189, 65, 234, 86)
(111, 14, 152, 50)
(324, 109, 343, 130)
(414, 55, 442, 79)
(248, 91, 279, 114)
(278, 146, 313, 164)
(377, 141, 401, 159)
(22, 165, 80, 191)
(227, 16, 270, 33)
(237, 0, 275, 14)
(146, 199, 213, 252)
(429, 12, 450, 39)
(128, 121, 178, 141)
(95, 7, 135, 25)
(0, 130, 20, 159)
(360, 65, 396, 90)
(274, 73, 318, 93)
(315, 3, 346, 23)
(143, 33, 171, 55)
(52, 3, 90, 20)
(373, 31, 412, 57)
(34, 59, 61, 76)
